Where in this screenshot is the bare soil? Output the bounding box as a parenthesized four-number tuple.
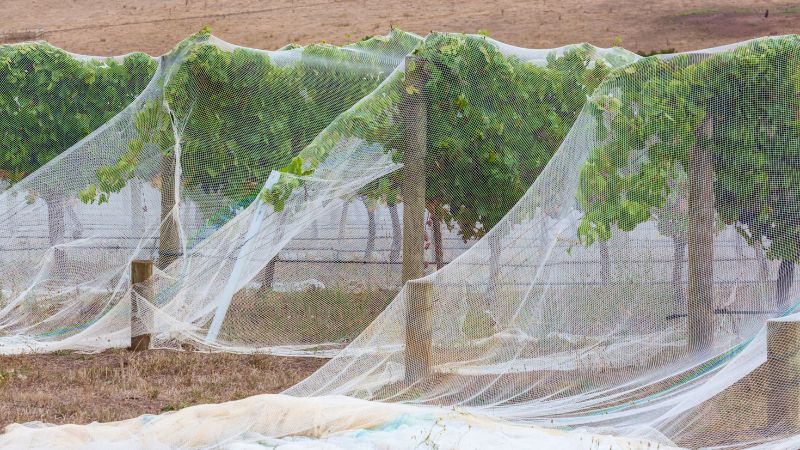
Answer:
(0, 349, 325, 428)
(1, 0, 799, 56)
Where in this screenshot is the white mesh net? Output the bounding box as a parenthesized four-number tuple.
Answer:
(3, 29, 800, 449)
(0, 41, 156, 186)
(286, 35, 800, 448)
(0, 31, 635, 356)
(0, 29, 422, 354)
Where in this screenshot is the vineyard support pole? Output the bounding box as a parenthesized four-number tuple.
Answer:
(401, 55, 428, 284)
(401, 55, 431, 383)
(158, 152, 181, 270)
(130, 260, 153, 351)
(767, 318, 800, 429)
(687, 117, 715, 353)
(405, 280, 433, 383)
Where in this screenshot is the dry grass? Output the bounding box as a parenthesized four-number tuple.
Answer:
(0, 287, 390, 429)
(222, 287, 396, 345)
(0, 349, 326, 429)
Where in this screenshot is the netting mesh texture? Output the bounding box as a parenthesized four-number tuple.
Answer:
(2, 29, 800, 448)
(0, 29, 422, 354)
(0, 30, 636, 355)
(289, 36, 800, 448)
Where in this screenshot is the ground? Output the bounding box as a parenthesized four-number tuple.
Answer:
(1, 0, 800, 56)
(0, 349, 325, 428)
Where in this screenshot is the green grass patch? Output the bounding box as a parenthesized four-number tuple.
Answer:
(676, 7, 719, 17)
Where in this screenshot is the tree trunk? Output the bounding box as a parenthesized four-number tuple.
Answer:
(488, 233, 501, 293)
(338, 202, 349, 240)
(66, 202, 83, 240)
(599, 239, 610, 285)
(256, 208, 288, 297)
(131, 178, 144, 233)
(389, 201, 401, 264)
(404, 280, 433, 383)
(255, 212, 286, 298)
(431, 212, 444, 270)
(754, 241, 770, 283)
(673, 236, 687, 312)
(400, 55, 428, 284)
(257, 255, 278, 297)
(777, 260, 795, 312)
(158, 152, 180, 270)
(44, 192, 66, 277)
(687, 118, 715, 353)
(364, 201, 376, 261)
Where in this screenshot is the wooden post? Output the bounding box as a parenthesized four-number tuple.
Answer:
(431, 212, 444, 270)
(401, 55, 432, 384)
(158, 152, 181, 270)
(257, 255, 278, 297)
(130, 260, 153, 351)
(44, 192, 66, 277)
(400, 55, 428, 284)
(405, 280, 433, 383)
(767, 318, 800, 429)
(687, 117, 715, 353)
(388, 201, 402, 264)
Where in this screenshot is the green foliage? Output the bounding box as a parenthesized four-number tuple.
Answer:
(260, 157, 314, 212)
(636, 48, 676, 57)
(80, 99, 173, 204)
(0, 42, 156, 184)
(417, 35, 619, 240)
(82, 29, 420, 212)
(264, 34, 634, 241)
(578, 36, 800, 263)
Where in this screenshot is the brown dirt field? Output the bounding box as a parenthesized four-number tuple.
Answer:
(1, 0, 799, 56)
(0, 349, 326, 428)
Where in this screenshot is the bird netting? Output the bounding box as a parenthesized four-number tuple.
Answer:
(0, 42, 156, 187)
(0, 28, 421, 354)
(3, 28, 800, 450)
(0, 31, 637, 356)
(217, 34, 638, 353)
(286, 35, 800, 449)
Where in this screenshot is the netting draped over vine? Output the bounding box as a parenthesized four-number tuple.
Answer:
(0, 29, 422, 354)
(0, 31, 636, 355)
(287, 36, 800, 449)
(3, 29, 800, 449)
(0, 42, 157, 186)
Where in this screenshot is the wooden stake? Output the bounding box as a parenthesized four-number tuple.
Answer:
(130, 260, 153, 351)
(687, 117, 715, 353)
(405, 280, 433, 383)
(401, 55, 432, 384)
(400, 55, 428, 284)
(767, 318, 800, 429)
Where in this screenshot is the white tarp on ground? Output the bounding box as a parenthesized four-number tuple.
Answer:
(0, 394, 678, 450)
